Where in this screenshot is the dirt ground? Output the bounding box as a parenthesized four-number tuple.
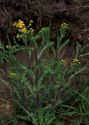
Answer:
(0, 0, 89, 42)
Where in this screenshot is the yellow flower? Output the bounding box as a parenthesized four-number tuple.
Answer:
(16, 20, 24, 28)
(20, 27, 27, 33)
(72, 58, 80, 65)
(9, 72, 17, 78)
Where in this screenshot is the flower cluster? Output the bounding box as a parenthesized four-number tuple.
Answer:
(61, 22, 68, 29)
(72, 58, 80, 65)
(61, 59, 66, 65)
(15, 20, 24, 28)
(13, 20, 27, 33)
(12, 19, 34, 39)
(9, 72, 17, 78)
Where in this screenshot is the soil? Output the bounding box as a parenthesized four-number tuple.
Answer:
(0, 0, 89, 42)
